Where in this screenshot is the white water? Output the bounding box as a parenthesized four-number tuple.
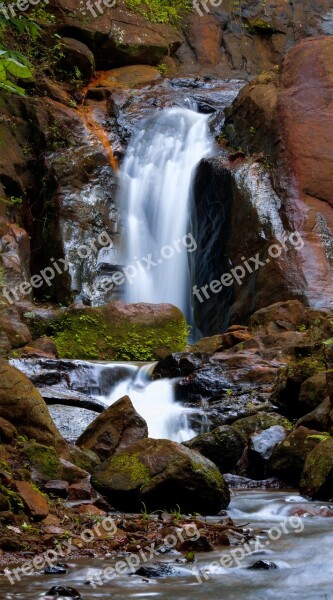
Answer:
(95, 363, 200, 442)
(118, 107, 214, 320)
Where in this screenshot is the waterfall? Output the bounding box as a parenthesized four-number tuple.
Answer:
(94, 363, 201, 443)
(118, 106, 215, 322)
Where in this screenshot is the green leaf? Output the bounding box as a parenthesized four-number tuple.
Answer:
(1, 58, 33, 79)
(0, 81, 26, 96)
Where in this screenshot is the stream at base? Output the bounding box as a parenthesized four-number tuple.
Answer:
(1, 491, 333, 599)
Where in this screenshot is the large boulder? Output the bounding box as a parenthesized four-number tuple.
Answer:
(91, 438, 230, 513)
(268, 426, 322, 484)
(183, 425, 245, 473)
(76, 396, 148, 461)
(300, 437, 333, 500)
(24, 301, 188, 361)
(0, 359, 65, 450)
(231, 412, 291, 440)
(248, 425, 287, 479)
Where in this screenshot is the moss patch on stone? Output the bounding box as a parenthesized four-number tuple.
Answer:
(26, 305, 189, 361)
(23, 441, 61, 480)
(108, 453, 151, 488)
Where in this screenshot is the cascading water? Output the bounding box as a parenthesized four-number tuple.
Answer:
(118, 106, 215, 322)
(95, 363, 200, 442)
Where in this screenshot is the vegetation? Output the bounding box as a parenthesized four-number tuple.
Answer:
(124, 0, 191, 24)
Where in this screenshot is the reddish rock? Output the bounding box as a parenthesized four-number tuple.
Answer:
(186, 15, 221, 65)
(76, 504, 106, 516)
(13, 481, 49, 520)
(67, 482, 97, 501)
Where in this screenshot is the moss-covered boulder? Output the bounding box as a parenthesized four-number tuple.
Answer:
(298, 372, 331, 413)
(24, 301, 188, 361)
(300, 437, 333, 500)
(77, 396, 148, 461)
(92, 438, 230, 514)
(231, 412, 291, 440)
(0, 360, 65, 451)
(67, 445, 100, 473)
(183, 425, 245, 474)
(268, 426, 322, 485)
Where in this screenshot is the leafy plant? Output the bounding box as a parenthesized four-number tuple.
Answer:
(0, 49, 33, 96)
(124, 0, 191, 24)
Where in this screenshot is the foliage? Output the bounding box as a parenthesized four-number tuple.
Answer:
(124, 0, 191, 24)
(307, 433, 331, 443)
(0, 49, 32, 96)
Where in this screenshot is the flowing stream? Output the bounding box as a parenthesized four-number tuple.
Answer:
(119, 106, 215, 322)
(2, 492, 333, 599)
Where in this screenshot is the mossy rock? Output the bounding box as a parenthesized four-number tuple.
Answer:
(183, 425, 246, 474)
(231, 412, 291, 440)
(300, 436, 333, 500)
(24, 302, 189, 361)
(0, 484, 24, 512)
(92, 438, 230, 514)
(268, 426, 322, 485)
(23, 441, 63, 482)
(68, 444, 100, 473)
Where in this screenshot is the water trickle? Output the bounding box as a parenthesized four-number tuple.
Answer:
(118, 106, 215, 322)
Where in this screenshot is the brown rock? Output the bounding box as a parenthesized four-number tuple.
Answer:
(0, 360, 65, 450)
(59, 37, 95, 80)
(76, 395, 148, 461)
(13, 481, 49, 519)
(67, 481, 96, 501)
(268, 426, 322, 484)
(186, 15, 221, 66)
(29, 337, 58, 357)
(76, 504, 106, 516)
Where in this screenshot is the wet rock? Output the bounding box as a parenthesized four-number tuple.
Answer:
(13, 481, 49, 520)
(268, 426, 323, 484)
(76, 395, 148, 461)
(0, 299, 31, 352)
(67, 445, 100, 473)
(135, 563, 181, 578)
(183, 425, 245, 473)
(186, 14, 222, 66)
(248, 560, 278, 570)
(45, 587, 82, 599)
(153, 352, 210, 379)
(300, 436, 333, 501)
(0, 359, 65, 450)
(44, 565, 67, 575)
(223, 474, 288, 489)
(92, 438, 230, 514)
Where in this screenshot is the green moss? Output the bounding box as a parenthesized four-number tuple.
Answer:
(124, 0, 191, 25)
(26, 307, 189, 361)
(23, 441, 61, 480)
(110, 453, 151, 487)
(0, 484, 24, 511)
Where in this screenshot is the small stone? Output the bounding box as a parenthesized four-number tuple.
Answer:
(45, 587, 82, 598)
(44, 565, 67, 575)
(248, 560, 278, 570)
(13, 481, 49, 520)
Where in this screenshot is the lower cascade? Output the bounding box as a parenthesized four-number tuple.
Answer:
(119, 106, 215, 322)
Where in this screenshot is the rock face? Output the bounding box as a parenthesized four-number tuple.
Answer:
(92, 438, 230, 513)
(193, 37, 333, 334)
(48, 1, 184, 68)
(300, 437, 333, 500)
(183, 425, 245, 473)
(178, 0, 333, 78)
(0, 359, 65, 450)
(76, 396, 148, 461)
